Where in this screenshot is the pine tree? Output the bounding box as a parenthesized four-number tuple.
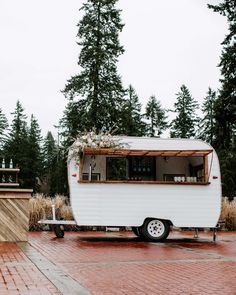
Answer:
(218, 140, 236, 200)
(208, 0, 236, 150)
(63, 0, 125, 135)
(0, 108, 8, 150)
(41, 132, 68, 196)
(54, 147, 68, 196)
(4, 101, 29, 187)
(27, 115, 43, 191)
(145, 95, 168, 137)
(198, 88, 217, 145)
(60, 98, 87, 148)
(170, 85, 199, 138)
(120, 85, 146, 136)
(208, 0, 236, 199)
(41, 132, 58, 196)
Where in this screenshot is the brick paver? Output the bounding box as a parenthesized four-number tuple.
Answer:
(0, 242, 61, 294)
(1, 231, 236, 294)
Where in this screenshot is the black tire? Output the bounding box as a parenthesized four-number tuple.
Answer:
(54, 225, 65, 238)
(141, 219, 170, 242)
(132, 227, 142, 237)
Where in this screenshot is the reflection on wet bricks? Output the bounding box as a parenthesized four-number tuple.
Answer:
(0, 231, 236, 294)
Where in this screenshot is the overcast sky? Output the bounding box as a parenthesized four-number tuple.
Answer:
(0, 0, 228, 136)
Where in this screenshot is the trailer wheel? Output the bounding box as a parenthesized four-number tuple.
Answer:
(141, 219, 170, 242)
(132, 227, 142, 237)
(53, 225, 64, 238)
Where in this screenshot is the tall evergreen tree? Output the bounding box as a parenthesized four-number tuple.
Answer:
(198, 88, 217, 145)
(63, 0, 125, 135)
(217, 140, 236, 200)
(27, 115, 43, 191)
(120, 85, 146, 136)
(60, 98, 87, 148)
(170, 85, 199, 138)
(4, 101, 29, 187)
(41, 132, 68, 196)
(145, 95, 168, 137)
(41, 132, 58, 196)
(208, 0, 236, 199)
(208, 0, 236, 150)
(0, 108, 8, 150)
(55, 147, 69, 196)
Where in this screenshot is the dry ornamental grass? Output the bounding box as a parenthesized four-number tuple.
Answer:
(220, 198, 236, 230)
(29, 194, 74, 231)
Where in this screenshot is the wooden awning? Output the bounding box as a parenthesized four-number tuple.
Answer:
(83, 148, 213, 157)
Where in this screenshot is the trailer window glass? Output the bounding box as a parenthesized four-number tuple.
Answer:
(106, 157, 127, 180)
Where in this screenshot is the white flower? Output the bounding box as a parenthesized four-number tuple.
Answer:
(75, 142, 82, 147)
(68, 130, 128, 164)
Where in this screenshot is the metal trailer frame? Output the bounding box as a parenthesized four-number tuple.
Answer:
(38, 204, 76, 238)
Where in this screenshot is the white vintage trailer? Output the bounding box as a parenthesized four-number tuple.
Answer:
(65, 136, 221, 242)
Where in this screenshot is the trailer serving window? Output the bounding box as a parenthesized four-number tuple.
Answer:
(79, 148, 212, 185)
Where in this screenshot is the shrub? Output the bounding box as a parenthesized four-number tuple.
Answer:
(29, 194, 74, 231)
(220, 198, 236, 230)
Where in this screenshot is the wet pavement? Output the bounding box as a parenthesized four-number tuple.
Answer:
(0, 231, 236, 294)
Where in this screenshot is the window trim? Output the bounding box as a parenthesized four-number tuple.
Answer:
(78, 151, 211, 185)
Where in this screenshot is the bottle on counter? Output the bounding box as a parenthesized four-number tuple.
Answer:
(9, 159, 13, 169)
(1, 158, 5, 168)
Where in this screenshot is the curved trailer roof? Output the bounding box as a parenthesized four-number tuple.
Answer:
(84, 137, 213, 157)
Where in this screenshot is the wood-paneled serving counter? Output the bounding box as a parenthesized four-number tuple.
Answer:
(0, 188, 33, 242)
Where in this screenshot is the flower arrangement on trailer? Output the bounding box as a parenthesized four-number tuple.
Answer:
(68, 130, 127, 163)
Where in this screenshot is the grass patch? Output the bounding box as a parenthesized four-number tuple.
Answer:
(220, 198, 236, 230)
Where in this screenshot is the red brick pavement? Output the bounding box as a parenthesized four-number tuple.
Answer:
(29, 232, 209, 263)
(1, 231, 236, 294)
(29, 231, 236, 295)
(0, 242, 61, 295)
